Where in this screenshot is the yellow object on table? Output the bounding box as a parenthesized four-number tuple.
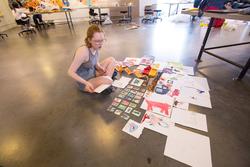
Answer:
(115, 65, 123, 73)
(134, 69, 146, 78)
(124, 67, 133, 75)
(200, 21, 208, 27)
(149, 68, 157, 78)
(187, 8, 198, 12)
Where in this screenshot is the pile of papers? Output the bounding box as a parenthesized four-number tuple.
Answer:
(106, 57, 213, 167)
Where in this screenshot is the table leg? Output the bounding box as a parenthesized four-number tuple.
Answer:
(98, 8, 102, 25)
(68, 10, 74, 30)
(128, 6, 132, 21)
(64, 11, 71, 30)
(176, 4, 179, 14)
(168, 4, 172, 17)
(237, 57, 250, 80)
(197, 17, 214, 62)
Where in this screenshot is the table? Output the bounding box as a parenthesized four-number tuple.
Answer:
(182, 9, 250, 80)
(161, 1, 194, 17)
(33, 9, 74, 31)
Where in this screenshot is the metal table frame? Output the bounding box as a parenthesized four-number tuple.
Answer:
(64, 9, 74, 31)
(182, 10, 250, 80)
(161, 1, 194, 17)
(34, 9, 75, 32)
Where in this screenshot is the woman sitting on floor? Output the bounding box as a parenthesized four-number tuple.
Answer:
(68, 25, 116, 93)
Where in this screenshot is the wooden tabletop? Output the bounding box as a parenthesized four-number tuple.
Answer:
(182, 9, 250, 21)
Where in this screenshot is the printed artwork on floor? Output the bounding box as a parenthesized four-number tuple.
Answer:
(130, 78, 144, 87)
(123, 57, 141, 67)
(141, 93, 174, 117)
(122, 119, 144, 138)
(141, 112, 174, 136)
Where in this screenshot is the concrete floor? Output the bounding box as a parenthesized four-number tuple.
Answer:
(0, 18, 249, 167)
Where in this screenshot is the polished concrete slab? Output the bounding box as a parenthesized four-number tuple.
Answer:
(0, 18, 249, 167)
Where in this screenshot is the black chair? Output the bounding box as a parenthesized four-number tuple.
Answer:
(0, 33, 8, 40)
(33, 14, 47, 30)
(153, 9, 162, 22)
(118, 10, 131, 23)
(29, 7, 47, 30)
(100, 13, 109, 23)
(141, 6, 155, 23)
(15, 19, 36, 36)
(89, 8, 100, 25)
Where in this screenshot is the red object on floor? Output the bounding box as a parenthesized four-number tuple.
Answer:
(146, 99, 170, 116)
(143, 66, 151, 75)
(170, 89, 180, 97)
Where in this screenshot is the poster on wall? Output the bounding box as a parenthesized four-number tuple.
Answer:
(23, 0, 90, 10)
(18, 0, 122, 11)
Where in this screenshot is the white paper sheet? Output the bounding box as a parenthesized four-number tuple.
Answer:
(152, 61, 167, 71)
(164, 126, 212, 167)
(112, 76, 131, 88)
(171, 108, 208, 132)
(166, 62, 183, 70)
(164, 62, 184, 75)
(140, 57, 154, 65)
(94, 84, 111, 93)
(178, 87, 212, 108)
(141, 112, 175, 136)
(183, 66, 194, 76)
(159, 73, 185, 85)
(123, 57, 141, 67)
(173, 98, 189, 110)
(175, 76, 210, 91)
(122, 119, 144, 138)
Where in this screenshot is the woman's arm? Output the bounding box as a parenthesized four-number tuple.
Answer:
(68, 47, 90, 85)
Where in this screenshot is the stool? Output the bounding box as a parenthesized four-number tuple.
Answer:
(153, 10, 162, 22)
(0, 33, 8, 40)
(100, 13, 108, 23)
(89, 8, 100, 25)
(141, 9, 155, 23)
(119, 10, 131, 23)
(33, 14, 48, 30)
(16, 20, 36, 37)
(18, 27, 36, 36)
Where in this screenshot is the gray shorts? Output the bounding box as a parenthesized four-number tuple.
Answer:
(77, 68, 96, 91)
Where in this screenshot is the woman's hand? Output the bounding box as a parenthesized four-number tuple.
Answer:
(85, 82, 95, 93)
(99, 66, 106, 74)
(97, 65, 106, 75)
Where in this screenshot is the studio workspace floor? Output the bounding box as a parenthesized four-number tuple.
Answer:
(0, 17, 249, 167)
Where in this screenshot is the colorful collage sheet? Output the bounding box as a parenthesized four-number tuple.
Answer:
(107, 58, 212, 167)
(107, 81, 147, 121)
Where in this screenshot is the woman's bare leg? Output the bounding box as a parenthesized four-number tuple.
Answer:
(96, 57, 116, 77)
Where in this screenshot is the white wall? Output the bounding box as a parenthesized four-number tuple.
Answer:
(0, 0, 16, 32)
